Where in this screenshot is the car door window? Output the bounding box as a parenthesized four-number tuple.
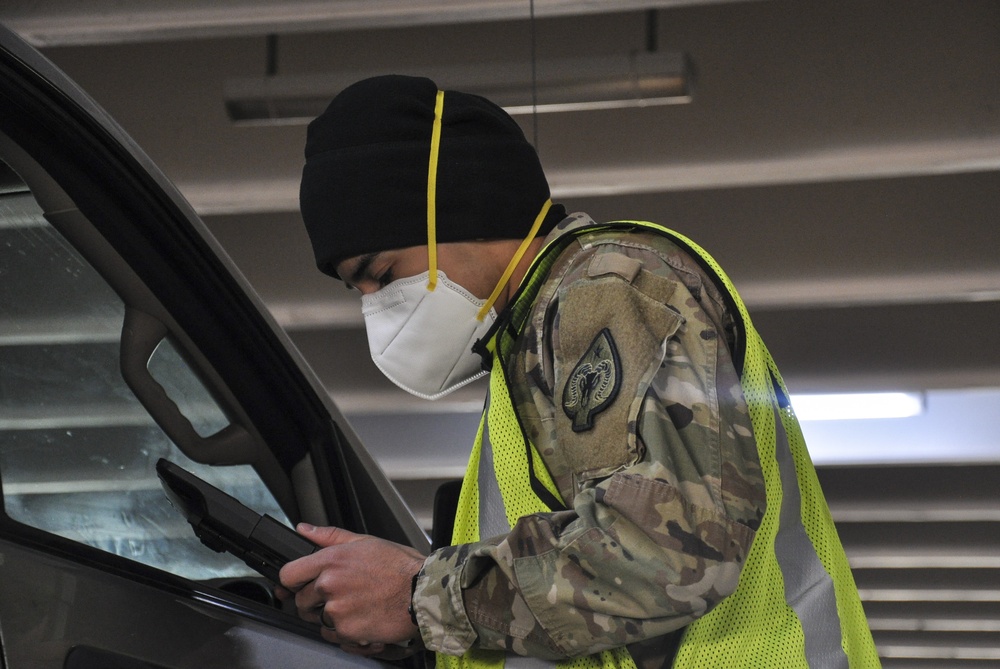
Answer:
(0, 184, 291, 581)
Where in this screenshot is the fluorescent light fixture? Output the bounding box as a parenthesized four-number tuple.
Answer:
(224, 51, 691, 125)
(790, 392, 925, 421)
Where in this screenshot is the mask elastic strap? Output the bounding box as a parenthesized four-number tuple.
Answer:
(426, 89, 446, 292)
(475, 198, 553, 322)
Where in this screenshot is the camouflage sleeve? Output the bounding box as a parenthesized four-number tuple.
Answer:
(413, 237, 765, 660)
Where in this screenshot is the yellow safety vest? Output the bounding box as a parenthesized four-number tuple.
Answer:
(442, 222, 881, 669)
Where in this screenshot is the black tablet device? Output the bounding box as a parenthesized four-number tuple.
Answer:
(156, 458, 318, 582)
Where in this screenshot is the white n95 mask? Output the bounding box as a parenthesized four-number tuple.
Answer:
(361, 270, 496, 400)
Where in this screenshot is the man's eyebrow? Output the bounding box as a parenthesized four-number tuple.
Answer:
(345, 252, 380, 289)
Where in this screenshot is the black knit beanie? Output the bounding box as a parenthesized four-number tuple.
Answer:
(299, 74, 566, 278)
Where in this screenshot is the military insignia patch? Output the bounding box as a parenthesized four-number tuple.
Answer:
(562, 328, 622, 432)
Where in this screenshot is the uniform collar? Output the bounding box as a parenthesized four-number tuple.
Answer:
(539, 211, 600, 247)
(472, 212, 598, 368)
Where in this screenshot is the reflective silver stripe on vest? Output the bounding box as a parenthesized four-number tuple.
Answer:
(477, 390, 557, 669)
(478, 389, 511, 540)
(772, 406, 849, 668)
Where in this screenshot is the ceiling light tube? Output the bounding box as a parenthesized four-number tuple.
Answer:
(790, 392, 925, 422)
(224, 51, 692, 125)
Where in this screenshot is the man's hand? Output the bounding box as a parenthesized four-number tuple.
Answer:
(278, 524, 425, 656)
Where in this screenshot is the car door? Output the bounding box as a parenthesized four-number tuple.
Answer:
(0, 22, 428, 669)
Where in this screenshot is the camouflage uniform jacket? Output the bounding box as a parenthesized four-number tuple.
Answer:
(413, 213, 767, 667)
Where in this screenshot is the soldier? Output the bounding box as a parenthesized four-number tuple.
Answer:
(280, 75, 881, 668)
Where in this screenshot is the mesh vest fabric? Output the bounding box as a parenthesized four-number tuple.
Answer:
(440, 221, 880, 669)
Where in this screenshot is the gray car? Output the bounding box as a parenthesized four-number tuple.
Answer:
(0, 22, 429, 669)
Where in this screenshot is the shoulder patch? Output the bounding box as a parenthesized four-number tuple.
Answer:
(562, 328, 622, 432)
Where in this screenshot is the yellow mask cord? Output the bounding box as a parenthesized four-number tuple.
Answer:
(426, 90, 445, 291)
(475, 198, 552, 322)
(425, 89, 551, 317)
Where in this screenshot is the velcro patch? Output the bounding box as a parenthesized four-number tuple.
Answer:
(587, 252, 642, 283)
(555, 270, 683, 482)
